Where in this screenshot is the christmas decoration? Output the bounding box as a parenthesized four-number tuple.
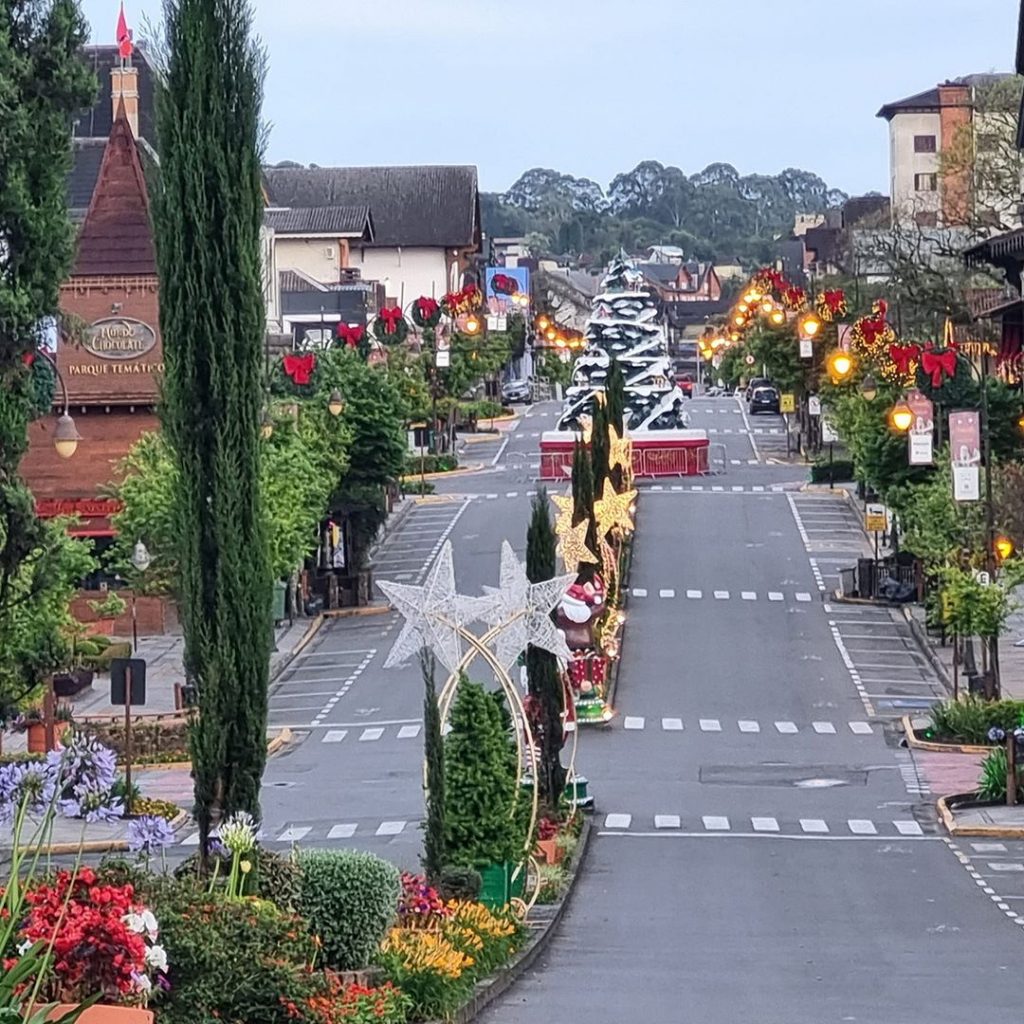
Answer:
(550, 493, 575, 537)
(850, 299, 898, 376)
(441, 284, 483, 317)
(336, 322, 365, 348)
(594, 482, 636, 538)
(920, 345, 959, 388)
(282, 352, 316, 385)
(887, 343, 921, 378)
(752, 267, 786, 295)
(816, 289, 848, 322)
(489, 273, 519, 296)
(412, 296, 442, 329)
(556, 517, 599, 577)
(782, 286, 808, 312)
(372, 307, 409, 344)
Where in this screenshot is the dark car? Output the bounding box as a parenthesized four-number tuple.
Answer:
(745, 376, 771, 401)
(749, 386, 780, 415)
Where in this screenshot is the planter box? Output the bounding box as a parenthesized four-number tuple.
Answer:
(478, 861, 523, 908)
(48, 1006, 154, 1023)
(534, 838, 563, 865)
(54, 669, 95, 698)
(27, 722, 47, 754)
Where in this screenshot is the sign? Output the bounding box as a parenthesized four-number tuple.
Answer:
(110, 658, 147, 706)
(906, 390, 934, 466)
(35, 498, 123, 519)
(799, 339, 813, 358)
(950, 409, 981, 501)
(808, 396, 822, 417)
(973, 569, 992, 587)
(486, 314, 508, 332)
(780, 393, 795, 414)
(837, 324, 852, 352)
(821, 418, 839, 443)
(83, 318, 157, 361)
(436, 333, 451, 369)
(744, 354, 756, 366)
(485, 267, 530, 315)
(67, 361, 164, 377)
(865, 503, 887, 533)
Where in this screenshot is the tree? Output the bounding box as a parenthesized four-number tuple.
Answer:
(525, 491, 565, 811)
(606, 360, 626, 437)
(0, 0, 95, 715)
(420, 651, 445, 883)
(153, 0, 270, 848)
(443, 679, 521, 870)
(590, 399, 610, 500)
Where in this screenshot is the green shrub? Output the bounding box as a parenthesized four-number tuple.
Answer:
(173, 847, 301, 911)
(141, 877, 323, 1024)
(296, 849, 401, 970)
(404, 453, 458, 476)
(437, 865, 481, 902)
(536, 863, 567, 904)
(809, 458, 854, 483)
(928, 697, 1024, 744)
(977, 746, 1024, 802)
(403, 479, 435, 495)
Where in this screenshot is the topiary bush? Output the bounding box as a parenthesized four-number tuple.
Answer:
(296, 849, 401, 970)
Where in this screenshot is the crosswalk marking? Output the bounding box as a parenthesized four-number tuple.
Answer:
(812, 721, 836, 734)
(703, 816, 730, 831)
(181, 832, 201, 846)
(801, 819, 829, 834)
(714, 590, 730, 599)
(662, 717, 684, 731)
(323, 730, 348, 743)
(375, 821, 406, 836)
(768, 592, 784, 601)
(360, 727, 384, 741)
(610, 717, 884, 735)
(849, 721, 873, 734)
(659, 588, 675, 598)
(738, 720, 760, 733)
(623, 716, 645, 730)
(741, 591, 757, 601)
(655, 814, 681, 829)
(605, 813, 632, 829)
(848, 820, 877, 835)
(328, 823, 357, 839)
(972, 842, 1008, 853)
(397, 724, 421, 739)
(686, 589, 702, 599)
(699, 719, 722, 732)
(752, 817, 779, 832)
(632, 588, 648, 597)
(277, 826, 312, 843)
(894, 820, 923, 836)
(795, 593, 813, 602)
(775, 721, 798, 734)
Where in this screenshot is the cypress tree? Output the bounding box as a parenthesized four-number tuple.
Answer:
(606, 359, 626, 437)
(154, 0, 270, 848)
(526, 491, 566, 811)
(591, 399, 610, 499)
(573, 439, 599, 560)
(420, 650, 445, 883)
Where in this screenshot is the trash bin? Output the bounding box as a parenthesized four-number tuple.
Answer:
(272, 581, 287, 624)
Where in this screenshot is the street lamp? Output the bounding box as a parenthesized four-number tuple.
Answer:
(36, 349, 81, 459)
(826, 350, 853, 383)
(130, 540, 151, 654)
(860, 374, 878, 402)
(889, 400, 914, 433)
(327, 389, 345, 417)
(463, 314, 481, 335)
(995, 535, 1015, 562)
(769, 308, 786, 326)
(799, 312, 822, 339)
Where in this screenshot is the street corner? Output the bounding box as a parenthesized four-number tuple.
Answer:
(902, 715, 992, 756)
(938, 794, 1024, 840)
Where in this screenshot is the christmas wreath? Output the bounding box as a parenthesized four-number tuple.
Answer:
(441, 283, 482, 317)
(372, 307, 409, 345)
(411, 296, 442, 329)
(271, 352, 322, 397)
(752, 267, 787, 296)
(782, 286, 807, 312)
(816, 289, 848, 322)
(914, 343, 972, 404)
(850, 299, 898, 376)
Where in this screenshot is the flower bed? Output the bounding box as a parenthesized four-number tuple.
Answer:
(924, 697, 1024, 746)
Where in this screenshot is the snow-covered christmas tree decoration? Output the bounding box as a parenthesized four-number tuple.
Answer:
(557, 252, 689, 433)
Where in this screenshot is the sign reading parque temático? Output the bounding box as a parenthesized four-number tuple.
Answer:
(82, 317, 157, 360)
(68, 362, 163, 376)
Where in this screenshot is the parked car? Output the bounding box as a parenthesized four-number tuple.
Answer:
(501, 379, 532, 403)
(749, 385, 780, 415)
(678, 374, 694, 397)
(745, 376, 772, 401)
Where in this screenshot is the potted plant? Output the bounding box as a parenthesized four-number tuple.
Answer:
(14, 704, 75, 753)
(86, 593, 127, 637)
(53, 629, 104, 698)
(533, 817, 562, 866)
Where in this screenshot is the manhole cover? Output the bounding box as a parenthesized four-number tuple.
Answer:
(699, 764, 867, 787)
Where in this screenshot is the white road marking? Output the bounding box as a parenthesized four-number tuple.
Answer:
(775, 721, 798, 734)
(662, 717, 684, 731)
(894, 820, 923, 836)
(604, 813, 632, 829)
(752, 817, 780, 832)
(655, 814, 681, 829)
(848, 820, 877, 835)
(703, 816, 731, 831)
(632, 588, 648, 597)
(800, 819, 829, 833)
(768, 592, 784, 601)
(714, 590, 730, 599)
(699, 719, 722, 732)
(741, 591, 757, 601)
(972, 842, 1008, 853)
(397, 724, 421, 739)
(323, 730, 348, 743)
(376, 821, 406, 836)
(738, 720, 760, 733)
(795, 593, 813, 602)
(659, 589, 675, 598)
(277, 826, 312, 843)
(623, 716, 645, 730)
(686, 589, 702, 599)
(988, 862, 1024, 872)
(849, 721, 873, 734)
(812, 721, 836, 734)
(359, 727, 385, 741)
(181, 832, 201, 846)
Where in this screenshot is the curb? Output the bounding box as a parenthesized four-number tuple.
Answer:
(401, 463, 485, 482)
(128, 727, 295, 775)
(937, 793, 1024, 839)
(799, 483, 853, 495)
(901, 715, 990, 755)
(901, 607, 952, 692)
(15, 808, 193, 857)
(322, 605, 390, 619)
(828, 590, 905, 609)
(427, 818, 593, 1024)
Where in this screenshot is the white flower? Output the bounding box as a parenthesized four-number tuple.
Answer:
(133, 973, 152, 994)
(17, 940, 32, 956)
(123, 912, 145, 934)
(145, 944, 168, 973)
(140, 909, 159, 940)
(216, 811, 259, 854)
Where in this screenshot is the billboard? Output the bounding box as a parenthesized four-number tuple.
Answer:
(949, 410, 981, 502)
(485, 267, 530, 315)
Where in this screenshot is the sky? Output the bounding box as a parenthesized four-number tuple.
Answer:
(80, 0, 1019, 198)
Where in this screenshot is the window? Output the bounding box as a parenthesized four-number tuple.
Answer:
(914, 211, 938, 228)
(914, 134, 937, 153)
(914, 173, 938, 192)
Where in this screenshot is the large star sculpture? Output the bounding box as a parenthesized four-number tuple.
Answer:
(609, 427, 633, 477)
(550, 493, 575, 537)
(479, 541, 575, 670)
(378, 542, 484, 675)
(595, 483, 637, 538)
(557, 518, 598, 577)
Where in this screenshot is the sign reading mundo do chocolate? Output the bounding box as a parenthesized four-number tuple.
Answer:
(82, 317, 157, 361)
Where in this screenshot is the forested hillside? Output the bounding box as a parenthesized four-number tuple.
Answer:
(481, 161, 851, 265)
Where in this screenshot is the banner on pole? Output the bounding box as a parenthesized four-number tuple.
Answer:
(907, 390, 934, 466)
(949, 409, 981, 502)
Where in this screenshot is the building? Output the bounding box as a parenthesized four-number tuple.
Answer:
(877, 73, 1015, 228)
(638, 260, 722, 304)
(262, 164, 481, 310)
(22, 63, 160, 546)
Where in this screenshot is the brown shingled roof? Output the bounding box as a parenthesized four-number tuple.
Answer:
(73, 101, 155, 277)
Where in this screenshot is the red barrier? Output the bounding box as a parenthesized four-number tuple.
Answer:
(539, 432, 709, 481)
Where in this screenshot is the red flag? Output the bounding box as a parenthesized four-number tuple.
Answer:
(116, 4, 133, 59)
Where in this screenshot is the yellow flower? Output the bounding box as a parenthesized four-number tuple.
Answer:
(239, 860, 252, 874)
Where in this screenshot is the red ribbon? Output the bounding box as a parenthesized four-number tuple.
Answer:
(888, 343, 920, 376)
(783, 287, 805, 308)
(378, 307, 404, 334)
(337, 323, 365, 348)
(822, 289, 846, 313)
(860, 317, 886, 346)
(416, 297, 439, 320)
(921, 348, 958, 388)
(283, 353, 316, 385)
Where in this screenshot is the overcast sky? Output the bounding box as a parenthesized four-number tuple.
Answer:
(81, 0, 1018, 197)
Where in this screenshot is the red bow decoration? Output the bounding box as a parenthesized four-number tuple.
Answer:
(888, 343, 920, 376)
(860, 317, 886, 346)
(782, 287, 805, 310)
(921, 347, 958, 388)
(872, 299, 888, 319)
(21, 351, 35, 367)
(416, 297, 439, 320)
(337, 323, 365, 348)
(378, 307, 404, 334)
(283, 352, 316, 385)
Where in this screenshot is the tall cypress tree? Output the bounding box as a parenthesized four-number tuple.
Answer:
(571, 439, 599, 576)
(591, 399, 610, 500)
(420, 650, 445, 883)
(606, 360, 626, 437)
(526, 491, 566, 811)
(154, 0, 270, 848)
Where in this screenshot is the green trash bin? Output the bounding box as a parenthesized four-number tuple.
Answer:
(271, 581, 287, 624)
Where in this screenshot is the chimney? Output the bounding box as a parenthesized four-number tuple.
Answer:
(938, 81, 972, 226)
(111, 63, 139, 137)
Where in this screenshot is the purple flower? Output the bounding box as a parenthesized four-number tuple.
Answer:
(48, 731, 117, 795)
(128, 814, 175, 854)
(205, 837, 228, 859)
(61, 786, 124, 823)
(0, 761, 56, 822)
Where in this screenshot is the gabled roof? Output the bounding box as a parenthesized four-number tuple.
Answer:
(640, 264, 680, 285)
(876, 87, 940, 120)
(72, 102, 155, 277)
(262, 165, 479, 248)
(280, 270, 329, 293)
(265, 205, 373, 239)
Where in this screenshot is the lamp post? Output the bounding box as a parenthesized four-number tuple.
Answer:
(130, 540, 151, 653)
(36, 348, 81, 459)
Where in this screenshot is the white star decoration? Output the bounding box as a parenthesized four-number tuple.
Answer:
(479, 541, 575, 670)
(378, 542, 483, 675)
